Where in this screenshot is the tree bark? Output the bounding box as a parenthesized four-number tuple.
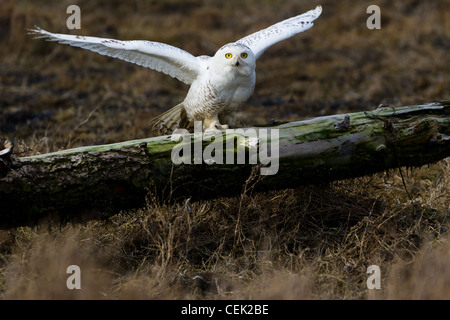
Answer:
(1, 101, 449, 226)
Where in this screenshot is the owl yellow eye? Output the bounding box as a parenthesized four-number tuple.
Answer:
(225, 53, 232, 59)
(241, 53, 248, 59)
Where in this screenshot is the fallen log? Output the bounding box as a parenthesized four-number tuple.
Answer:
(1, 101, 449, 226)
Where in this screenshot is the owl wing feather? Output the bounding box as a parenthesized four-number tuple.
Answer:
(236, 5, 322, 59)
(29, 27, 202, 85)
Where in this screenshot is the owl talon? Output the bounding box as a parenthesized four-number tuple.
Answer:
(203, 118, 226, 132)
(205, 126, 221, 132)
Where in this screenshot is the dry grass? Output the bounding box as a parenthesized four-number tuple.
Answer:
(0, 0, 449, 299)
(1, 161, 449, 299)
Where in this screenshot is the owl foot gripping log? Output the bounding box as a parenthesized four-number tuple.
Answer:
(30, 5, 322, 135)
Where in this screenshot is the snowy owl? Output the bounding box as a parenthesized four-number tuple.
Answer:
(30, 5, 322, 134)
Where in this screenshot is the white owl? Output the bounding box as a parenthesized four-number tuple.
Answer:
(30, 5, 322, 134)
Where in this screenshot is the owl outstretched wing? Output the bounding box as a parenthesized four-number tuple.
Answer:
(236, 5, 322, 59)
(29, 27, 202, 85)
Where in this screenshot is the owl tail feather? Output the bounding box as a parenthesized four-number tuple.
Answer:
(150, 103, 191, 135)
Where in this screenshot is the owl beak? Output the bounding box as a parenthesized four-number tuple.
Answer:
(234, 60, 240, 67)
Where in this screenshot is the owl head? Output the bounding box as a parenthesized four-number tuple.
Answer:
(211, 43, 256, 76)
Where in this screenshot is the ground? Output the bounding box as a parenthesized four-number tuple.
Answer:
(0, 0, 449, 299)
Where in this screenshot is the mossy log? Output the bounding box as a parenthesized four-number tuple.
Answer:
(1, 101, 449, 226)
